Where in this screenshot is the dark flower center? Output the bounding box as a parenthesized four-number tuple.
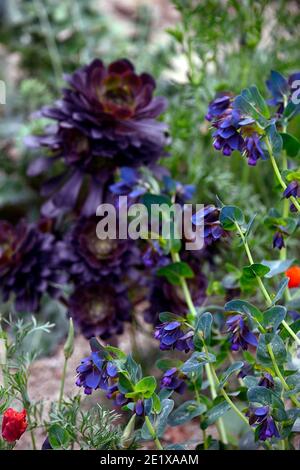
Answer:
(85, 232, 118, 259)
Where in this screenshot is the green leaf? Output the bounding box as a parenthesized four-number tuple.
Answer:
(257, 334, 287, 366)
(156, 399, 175, 437)
(135, 376, 157, 398)
(194, 312, 213, 346)
(156, 262, 194, 286)
(262, 305, 286, 332)
(168, 400, 206, 426)
(242, 85, 270, 118)
(181, 352, 216, 375)
(247, 386, 272, 406)
(242, 263, 270, 279)
(266, 123, 283, 157)
(225, 299, 263, 324)
(220, 205, 245, 231)
(218, 362, 244, 389)
(152, 393, 162, 414)
(273, 278, 289, 305)
(234, 90, 269, 127)
(89, 337, 104, 353)
(158, 311, 183, 323)
(261, 259, 294, 278)
(280, 133, 300, 158)
(118, 372, 134, 394)
(48, 424, 70, 449)
(155, 358, 182, 372)
(206, 400, 231, 425)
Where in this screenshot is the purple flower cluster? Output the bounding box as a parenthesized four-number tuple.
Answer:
(154, 321, 194, 353)
(226, 314, 258, 351)
(246, 406, 280, 441)
(206, 94, 265, 166)
(0, 219, 66, 312)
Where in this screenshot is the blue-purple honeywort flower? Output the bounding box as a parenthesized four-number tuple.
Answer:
(258, 373, 275, 390)
(76, 349, 118, 395)
(283, 181, 300, 212)
(273, 230, 285, 250)
(192, 205, 226, 245)
(0, 218, 67, 312)
(160, 368, 187, 394)
(154, 320, 194, 353)
(206, 93, 266, 166)
(266, 70, 300, 115)
(26, 58, 169, 217)
(246, 405, 280, 441)
(226, 314, 258, 351)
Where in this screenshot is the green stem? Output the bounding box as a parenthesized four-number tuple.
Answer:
(266, 138, 300, 213)
(267, 343, 300, 408)
(58, 357, 68, 409)
(204, 344, 250, 427)
(144, 415, 163, 450)
(26, 413, 37, 450)
(171, 252, 228, 444)
(235, 222, 300, 346)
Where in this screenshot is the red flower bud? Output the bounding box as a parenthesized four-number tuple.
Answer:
(1, 408, 27, 443)
(286, 266, 300, 289)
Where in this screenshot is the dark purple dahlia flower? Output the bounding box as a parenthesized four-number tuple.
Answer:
(258, 373, 275, 390)
(160, 368, 187, 394)
(246, 405, 280, 441)
(0, 219, 67, 312)
(226, 314, 258, 351)
(60, 216, 140, 283)
(27, 58, 168, 216)
(69, 281, 131, 339)
(154, 321, 194, 353)
(76, 349, 118, 395)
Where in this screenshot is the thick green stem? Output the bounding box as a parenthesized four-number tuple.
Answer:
(171, 252, 228, 444)
(58, 357, 68, 410)
(144, 415, 163, 450)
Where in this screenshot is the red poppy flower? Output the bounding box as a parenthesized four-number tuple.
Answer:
(285, 265, 300, 288)
(1, 408, 27, 443)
